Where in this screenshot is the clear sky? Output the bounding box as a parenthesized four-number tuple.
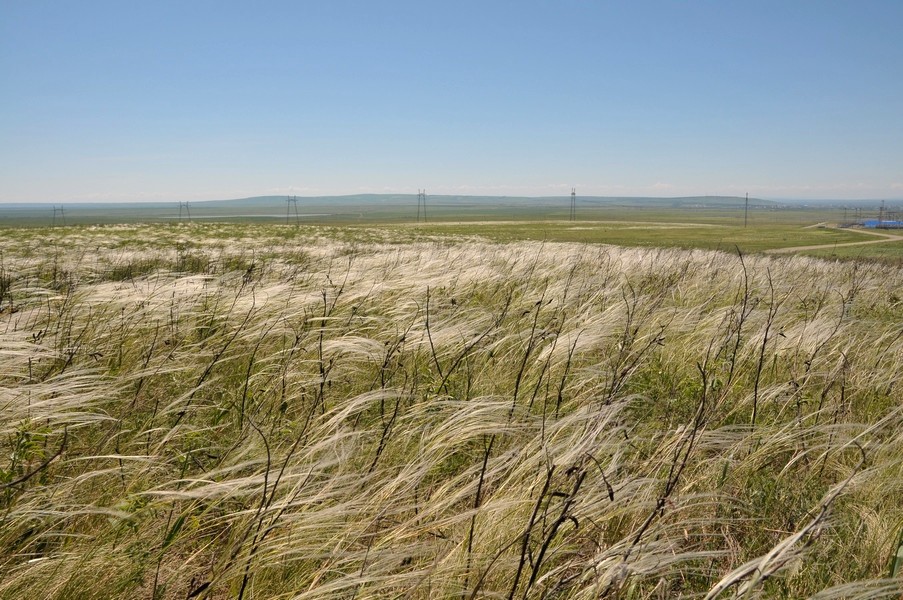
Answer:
(2, 1, 902, 202)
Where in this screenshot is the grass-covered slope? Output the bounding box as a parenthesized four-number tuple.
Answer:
(0, 224, 902, 599)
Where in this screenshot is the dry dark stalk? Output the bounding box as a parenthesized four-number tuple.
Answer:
(173, 300, 257, 426)
(223, 268, 253, 315)
(725, 248, 756, 388)
(605, 367, 708, 594)
(527, 337, 557, 412)
(463, 433, 496, 599)
(152, 453, 192, 600)
(374, 319, 415, 392)
(278, 314, 314, 412)
(787, 284, 833, 373)
(369, 393, 403, 473)
(841, 261, 864, 315)
(813, 354, 845, 427)
(751, 269, 787, 427)
(104, 320, 162, 486)
(817, 352, 850, 479)
(238, 318, 279, 425)
(523, 466, 587, 598)
(50, 304, 94, 378)
(325, 258, 353, 315)
(202, 417, 318, 600)
(313, 264, 351, 415)
(790, 293, 845, 427)
(607, 323, 667, 406)
(425, 287, 444, 380)
(348, 323, 411, 432)
(554, 333, 582, 419)
(236, 415, 272, 600)
(145, 320, 187, 453)
(350, 530, 378, 600)
(503, 244, 547, 293)
(465, 292, 555, 593)
(433, 289, 514, 396)
(704, 444, 867, 599)
(344, 279, 377, 328)
(467, 528, 532, 600)
(512, 292, 548, 411)
(585, 453, 615, 502)
(130, 321, 161, 409)
(49, 281, 76, 338)
(557, 258, 582, 307)
(0, 427, 67, 493)
(279, 331, 303, 410)
(316, 291, 331, 414)
(464, 352, 476, 403)
(507, 465, 557, 600)
(0, 257, 12, 314)
(603, 281, 668, 404)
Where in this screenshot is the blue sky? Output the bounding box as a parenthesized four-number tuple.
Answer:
(2, 1, 902, 202)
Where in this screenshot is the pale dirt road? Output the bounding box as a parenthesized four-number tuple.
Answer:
(764, 226, 903, 254)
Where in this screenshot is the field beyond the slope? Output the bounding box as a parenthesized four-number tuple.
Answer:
(0, 224, 902, 599)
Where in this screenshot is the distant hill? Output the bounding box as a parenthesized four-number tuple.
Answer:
(161, 194, 778, 210)
(564, 195, 776, 208)
(0, 194, 777, 225)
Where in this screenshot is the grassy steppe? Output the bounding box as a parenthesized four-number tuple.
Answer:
(1, 223, 902, 599)
(392, 220, 869, 253)
(801, 240, 903, 262)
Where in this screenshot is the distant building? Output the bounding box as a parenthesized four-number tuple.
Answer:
(862, 219, 903, 229)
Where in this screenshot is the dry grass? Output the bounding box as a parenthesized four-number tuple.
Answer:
(0, 224, 901, 599)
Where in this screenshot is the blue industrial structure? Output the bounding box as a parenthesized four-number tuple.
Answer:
(862, 219, 903, 229)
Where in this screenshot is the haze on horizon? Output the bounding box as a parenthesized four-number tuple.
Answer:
(2, 1, 902, 204)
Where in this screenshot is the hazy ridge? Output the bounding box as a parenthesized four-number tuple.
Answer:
(0, 195, 777, 225)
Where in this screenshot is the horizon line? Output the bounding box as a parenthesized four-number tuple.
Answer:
(2, 193, 903, 206)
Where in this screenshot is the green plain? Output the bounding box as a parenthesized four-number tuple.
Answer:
(2, 198, 900, 262)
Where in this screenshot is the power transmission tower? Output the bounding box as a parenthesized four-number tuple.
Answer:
(416, 189, 427, 223)
(286, 196, 300, 225)
(51, 206, 66, 227)
(179, 202, 191, 223)
(570, 188, 576, 221)
(879, 200, 886, 227)
(744, 192, 749, 228)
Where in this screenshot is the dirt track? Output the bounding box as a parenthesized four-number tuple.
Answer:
(764, 226, 903, 254)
